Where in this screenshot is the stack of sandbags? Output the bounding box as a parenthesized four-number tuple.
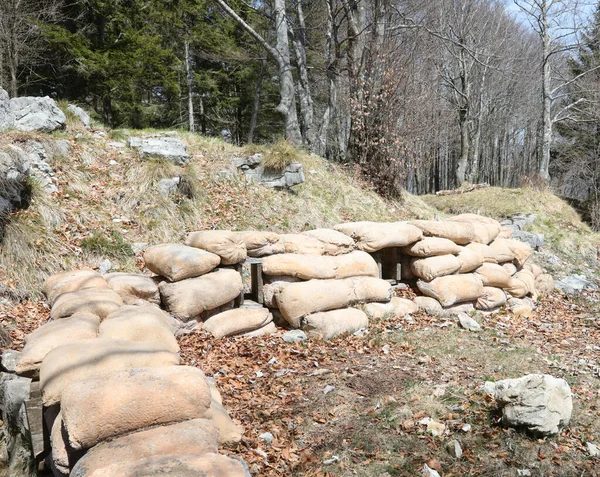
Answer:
(261, 249, 392, 339)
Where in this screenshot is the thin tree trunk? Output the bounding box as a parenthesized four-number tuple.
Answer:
(539, 0, 552, 181)
(248, 58, 266, 143)
(184, 40, 195, 133)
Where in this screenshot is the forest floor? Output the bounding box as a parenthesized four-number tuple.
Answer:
(2, 127, 600, 476)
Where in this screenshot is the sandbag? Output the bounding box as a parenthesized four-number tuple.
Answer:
(239, 231, 284, 257)
(449, 214, 501, 244)
(50, 413, 70, 476)
(203, 308, 273, 338)
(61, 366, 211, 450)
(238, 321, 277, 338)
(50, 288, 123, 320)
(98, 305, 179, 352)
(334, 221, 423, 252)
(16, 313, 100, 376)
(159, 269, 243, 321)
(104, 272, 160, 305)
(536, 273, 555, 295)
(507, 296, 535, 317)
(474, 263, 513, 288)
(476, 287, 507, 311)
(40, 339, 180, 406)
(302, 308, 368, 339)
(204, 399, 244, 445)
(277, 277, 392, 328)
(185, 230, 247, 265)
(523, 262, 544, 278)
(417, 274, 484, 307)
(410, 255, 461, 281)
(502, 263, 518, 276)
(69, 419, 219, 477)
(499, 226, 513, 238)
(402, 237, 461, 257)
(281, 234, 326, 255)
(444, 302, 475, 315)
(263, 276, 301, 308)
(143, 244, 220, 281)
(43, 269, 109, 306)
(301, 228, 355, 255)
(466, 242, 500, 263)
(74, 453, 247, 477)
(488, 239, 516, 263)
(262, 251, 378, 280)
(457, 246, 485, 273)
(362, 297, 418, 320)
(496, 238, 533, 267)
(409, 220, 474, 245)
(505, 269, 536, 298)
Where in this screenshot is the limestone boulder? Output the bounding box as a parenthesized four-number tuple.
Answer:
(239, 231, 284, 257)
(410, 254, 461, 281)
(43, 269, 109, 306)
(203, 308, 273, 339)
(409, 220, 474, 245)
(484, 374, 572, 436)
(417, 274, 484, 307)
(50, 288, 123, 320)
(536, 273, 555, 295)
(457, 246, 485, 273)
(277, 277, 392, 328)
(301, 228, 355, 255)
(334, 221, 423, 252)
(159, 269, 243, 321)
(9, 95, 66, 132)
(475, 287, 507, 311)
(281, 234, 326, 255)
(69, 419, 219, 477)
(402, 237, 461, 257)
(104, 272, 160, 305)
(474, 263, 513, 288)
(129, 136, 191, 165)
(98, 305, 179, 352)
(144, 244, 220, 282)
(302, 308, 368, 339)
(262, 251, 378, 280)
(16, 313, 100, 376)
(185, 230, 247, 265)
(66, 104, 91, 128)
(61, 366, 211, 450)
(40, 339, 180, 406)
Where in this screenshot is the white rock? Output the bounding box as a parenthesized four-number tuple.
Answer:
(458, 313, 481, 332)
(67, 104, 91, 127)
(446, 439, 462, 459)
(282, 330, 307, 343)
(587, 442, 600, 457)
(323, 385, 335, 395)
(259, 432, 274, 445)
(422, 464, 441, 477)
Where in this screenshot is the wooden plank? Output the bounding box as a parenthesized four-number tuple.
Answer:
(380, 248, 400, 282)
(24, 382, 47, 465)
(251, 263, 264, 304)
(234, 264, 244, 307)
(370, 251, 383, 279)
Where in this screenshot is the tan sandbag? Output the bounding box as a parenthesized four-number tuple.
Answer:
(239, 231, 284, 257)
(263, 276, 301, 308)
(457, 246, 485, 273)
(69, 419, 219, 477)
(50, 413, 70, 476)
(466, 242, 500, 263)
(488, 239, 516, 263)
(98, 306, 179, 352)
(40, 339, 180, 406)
(50, 288, 123, 320)
(402, 237, 461, 257)
(417, 274, 484, 307)
(237, 321, 277, 338)
(74, 453, 247, 477)
(443, 302, 475, 315)
(43, 269, 109, 306)
(277, 277, 392, 328)
(185, 230, 247, 265)
(159, 269, 243, 321)
(262, 251, 378, 280)
(507, 296, 535, 317)
(409, 220, 474, 245)
(203, 308, 273, 338)
(502, 263, 518, 276)
(281, 234, 326, 255)
(302, 228, 355, 255)
(302, 308, 368, 339)
(206, 378, 223, 405)
(61, 366, 211, 450)
(505, 269, 536, 298)
(333, 222, 423, 252)
(449, 214, 501, 244)
(204, 399, 244, 445)
(143, 244, 220, 281)
(449, 213, 499, 226)
(499, 226, 513, 238)
(474, 263, 513, 288)
(475, 287, 507, 311)
(410, 255, 461, 281)
(496, 238, 533, 267)
(104, 272, 160, 305)
(414, 296, 444, 316)
(362, 297, 418, 320)
(523, 262, 544, 278)
(536, 273, 554, 294)
(16, 313, 100, 376)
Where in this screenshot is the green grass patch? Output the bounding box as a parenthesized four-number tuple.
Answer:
(80, 230, 133, 260)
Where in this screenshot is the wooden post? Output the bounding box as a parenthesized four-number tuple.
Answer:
(251, 262, 264, 304)
(234, 263, 244, 307)
(370, 251, 383, 279)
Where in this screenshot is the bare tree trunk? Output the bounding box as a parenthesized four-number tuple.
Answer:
(184, 40, 195, 133)
(540, 29, 552, 181)
(248, 58, 266, 143)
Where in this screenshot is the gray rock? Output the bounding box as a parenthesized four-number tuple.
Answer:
(98, 259, 113, 275)
(0, 350, 20, 373)
(158, 177, 181, 197)
(259, 432, 274, 445)
(484, 374, 572, 436)
(501, 214, 543, 250)
(282, 330, 307, 343)
(555, 274, 598, 295)
(0, 88, 12, 131)
(129, 137, 191, 165)
(458, 313, 481, 332)
(232, 153, 263, 169)
(67, 104, 91, 128)
(0, 373, 31, 428)
(54, 139, 70, 157)
(511, 230, 544, 249)
(586, 442, 600, 457)
(108, 141, 126, 148)
(9, 95, 66, 132)
(232, 153, 305, 189)
(446, 439, 462, 459)
(422, 464, 441, 477)
(22, 141, 57, 193)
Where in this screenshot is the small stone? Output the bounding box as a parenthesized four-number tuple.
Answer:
(108, 141, 126, 148)
(323, 455, 339, 465)
(586, 442, 600, 457)
(323, 385, 335, 395)
(259, 432, 274, 445)
(352, 328, 369, 337)
(427, 420, 445, 437)
(516, 470, 531, 477)
(461, 423, 472, 432)
(98, 259, 113, 275)
(458, 313, 481, 332)
(1, 350, 20, 373)
(382, 344, 391, 354)
(446, 439, 462, 459)
(282, 330, 307, 343)
(422, 464, 441, 477)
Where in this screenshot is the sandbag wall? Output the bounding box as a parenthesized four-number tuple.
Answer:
(13, 267, 246, 477)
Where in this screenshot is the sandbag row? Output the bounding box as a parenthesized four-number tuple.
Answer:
(15, 268, 246, 477)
